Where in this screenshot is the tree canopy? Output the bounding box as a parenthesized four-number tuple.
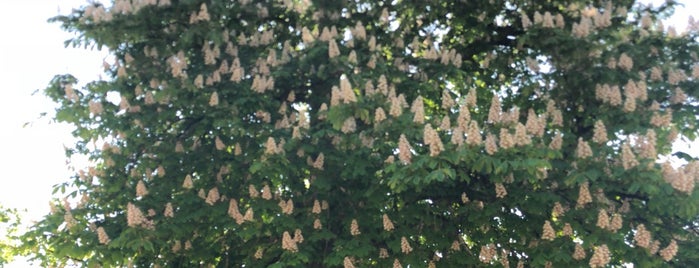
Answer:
(19, 0, 699, 267)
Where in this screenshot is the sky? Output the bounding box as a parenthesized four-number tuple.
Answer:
(0, 2, 108, 266)
(0, 0, 107, 219)
(0, 0, 696, 266)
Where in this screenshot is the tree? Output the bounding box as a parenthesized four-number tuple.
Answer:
(19, 0, 699, 267)
(0, 205, 21, 265)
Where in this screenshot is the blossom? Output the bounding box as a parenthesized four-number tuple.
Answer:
(195, 3, 210, 22)
(514, 123, 531, 146)
(555, 13, 565, 28)
(183, 174, 194, 189)
(542, 11, 554, 28)
(575, 138, 593, 159)
(209, 91, 219, 106)
(88, 100, 104, 115)
(312, 200, 322, 214)
(525, 109, 545, 137)
(634, 224, 651, 249)
(254, 248, 263, 259)
(562, 223, 573, 236)
(293, 228, 303, 243)
(609, 213, 622, 232)
(248, 184, 259, 198)
(485, 133, 498, 155)
(156, 165, 166, 177)
(350, 219, 360, 235)
(495, 183, 507, 198)
(498, 128, 514, 149)
(572, 17, 592, 38)
(465, 88, 477, 107)
(164, 202, 174, 218)
(282, 231, 298, 252)
(479, 243, 496, 263)
(261, 185, 273, 200)
(552, 202, 565, 217)
(264, 137, 277, 155)
(341, 117, 357, 134)
(617, 53, 633, 71)
(215, 136, 226, 150)
(487, 95, 502, 123)
(589, 244, 611, 268)
(227, 199, 244, 224)
(343, 257, 355, 268)
(328, 39, 340, 58)
(136, 180, 148, 197)
(466, 121, 482, 146)
(353, 21, 367, 40)
(573, 243, 586, 260)
(348, 50, 357, 64)
(411, 96, 425, 123)
(451, 240, 461, 251)
(171, 241, 182, 253)
(659, 240, 678, 261)
(442, 89, 455, 109)
(596, 209, 609, 229)
(127, 202, 145, 227)
(592, 120, 608, 143)
(205, 187, 220, 205)
(383, 214, 394, 231)
(541, 220, 555, 241)
(389, 94, 404, 117)
(439, 116, 451, 130)
(576, 182, 592, 208)
(280, 199, 294, 214)
(457, 105, 471, 132)
(374, 107, 387, 124)
(97, 227, 110, 244)
(398, 134, 412, 164)
(400, 236, 412, 253)
(671, 87, 687, 104)
(340, 77, 356, 103)
(521, 13, 532, 29)
(461, 192, 469, 203)
(650, 240, 661, 255)
(621, 142, 639, 170)
(313, 153, 325, 170)
(423, 124, 444, 156)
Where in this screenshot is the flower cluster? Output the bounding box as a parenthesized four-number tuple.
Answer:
(282, 231, 298, 252)
(572, 243, 586, 260)
(659, 240, 678, 261)
(382, 214, 394, 231)
(541, 220, 556, 241)
(589, 244, 611, 268)
(479, 243, 497, 263)
(576, 182, 593, 208)
(350, 219, 361, 236)
(400, 236, 412, 254)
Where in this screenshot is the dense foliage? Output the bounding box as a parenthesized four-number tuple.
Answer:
(19, 0, 699, 267)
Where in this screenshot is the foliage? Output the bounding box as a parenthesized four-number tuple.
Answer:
(19, 0, 699, 267)
(0, 205, 21, 265)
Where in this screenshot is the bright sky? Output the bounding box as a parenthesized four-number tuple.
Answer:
(0, 0, 107, 220)
(0, 0, 696, 266)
